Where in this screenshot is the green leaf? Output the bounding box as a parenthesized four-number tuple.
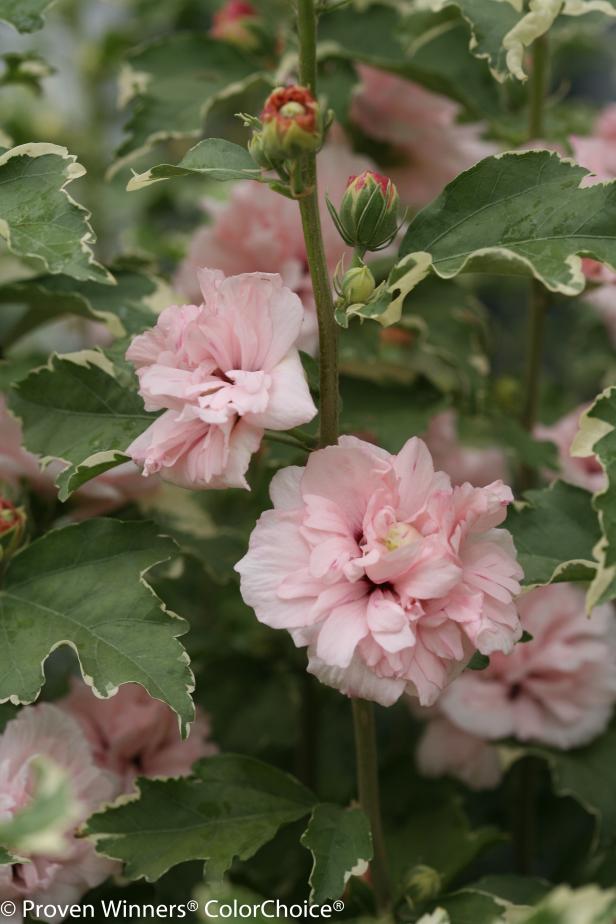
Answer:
(0, 51, 54, 93)
(0, 518, 194, 731)
(318, 3, 500, 118)
(0, 266, 162, 345)
(0, 756, 80, 856)
(435, 890, 511, 924)
(396, 152, 616, 312)
(511, 885, 616, 924)
(0, 144, 111, 283)
(85, 755, 316, 882)
(523, 718, 616, 851)
(417, 0, 521, 82)
(388, 793, 501, 889)
(572, 387, 616, 607)
(506, 481, 601, 587)
(115, 35, 263, 166)
(127, 139, 261, 191)
(340, 277, 488, 401)
(301, 804, 372, 904)
(9, 350, 154, 500)
(0, 0, 55, 32)
(420, 0, 616, 82)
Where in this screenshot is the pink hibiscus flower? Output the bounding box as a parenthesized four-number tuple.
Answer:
(60, 681, 217, 791)
(419, 583, 616, 788)
(174, 141, 377, 355)
(350, 66, 498, 208)
(571, 105, 616, 184)
(236, 436, 523, 707)
(126, 269, 316, 491)
(0, 705, 120, 920)
(536, 404, 605, 494)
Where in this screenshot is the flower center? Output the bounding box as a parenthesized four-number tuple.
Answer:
(279, 101, 307, 118)
(383, 522, 422, 552)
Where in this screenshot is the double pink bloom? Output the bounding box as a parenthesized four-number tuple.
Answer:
(126, 269, 317, 490)
(236, 436, 523, 707)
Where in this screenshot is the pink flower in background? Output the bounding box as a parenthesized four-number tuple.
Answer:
(236, 435, 522, 707)
(0, 396, 158, 513)
(174, 142, 377, 355)
(350, 66, 497, 208)
(586, 281, 616, 347)
(431, 584, 616, 756)
(423, 411, 508, 488)
(0, 395, 56, 496)
(126, 270, 316, 491)
(536, 404, 605, 494)
(0, 705, 119, 919)
(571, 105, 616, 184)
(60, 681, 217, 790)
(210, 1, 259, 48)
(417, 714, 502, 791)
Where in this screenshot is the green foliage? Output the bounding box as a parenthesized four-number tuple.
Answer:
(0, 518, 194, 730)
(301, 804, 372, 903)
(0, 266, 161, 346)
(128, 139, 262, 191)
(572, 388, 616, 607)
(506, 481, 601, 587)
(116, 35, 265, 165)
(398, 152, 616, 302)
(85, 755, 316, 882)
(0, 756, 79, 856)
(9, 351, 154, 499)
(0, 145, 111, 283)
(0, 0, 55, 32)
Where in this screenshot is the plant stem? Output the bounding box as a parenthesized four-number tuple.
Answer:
(297, 0, 339, 448)
(352, 700, 391, 913)
(528, 33, 549, 140)
(522, 281, 549, 436)
(514, 32, 552, 869)
(296, 0, 389, 911)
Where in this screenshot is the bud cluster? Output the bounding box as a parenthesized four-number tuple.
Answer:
(0, 497, 26, 564)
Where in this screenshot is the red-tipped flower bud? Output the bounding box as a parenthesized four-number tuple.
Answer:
(0, 498, 25, 563)
(258, 85, 323, 161)
(210, 1, 260, 49)
(328, 170, 402, 252)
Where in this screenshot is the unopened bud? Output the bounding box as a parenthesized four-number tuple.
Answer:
(328, 170, 402, 252)
(257, 85, 323, 162)
(210, 1, 260, 49)
(341, 263, 376, 304)
(404, 865, 441, 905)
(0, 498, 26, 563)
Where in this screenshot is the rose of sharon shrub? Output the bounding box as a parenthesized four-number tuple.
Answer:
(418, 584, 616, 788)
(174, 142, 377, 354)
(126, 269, 317, 490)
(0, 705, 120, 917)
(236, 436, 523, 707)
(350, 66, 497, 208)
(536, 405, 606, 494)
(60, 681, 217, 790)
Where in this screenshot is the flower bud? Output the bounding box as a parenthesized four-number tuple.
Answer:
(210, 1, 260, 49)
(329, 170, 401, 252)
(403, 864, 442, 906)
(258, 86, 323, 162)
(341, 263, 376, 304)
(0, 498, 26, 563)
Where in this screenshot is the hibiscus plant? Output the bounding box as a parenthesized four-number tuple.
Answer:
(2, 0, 616, 922)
